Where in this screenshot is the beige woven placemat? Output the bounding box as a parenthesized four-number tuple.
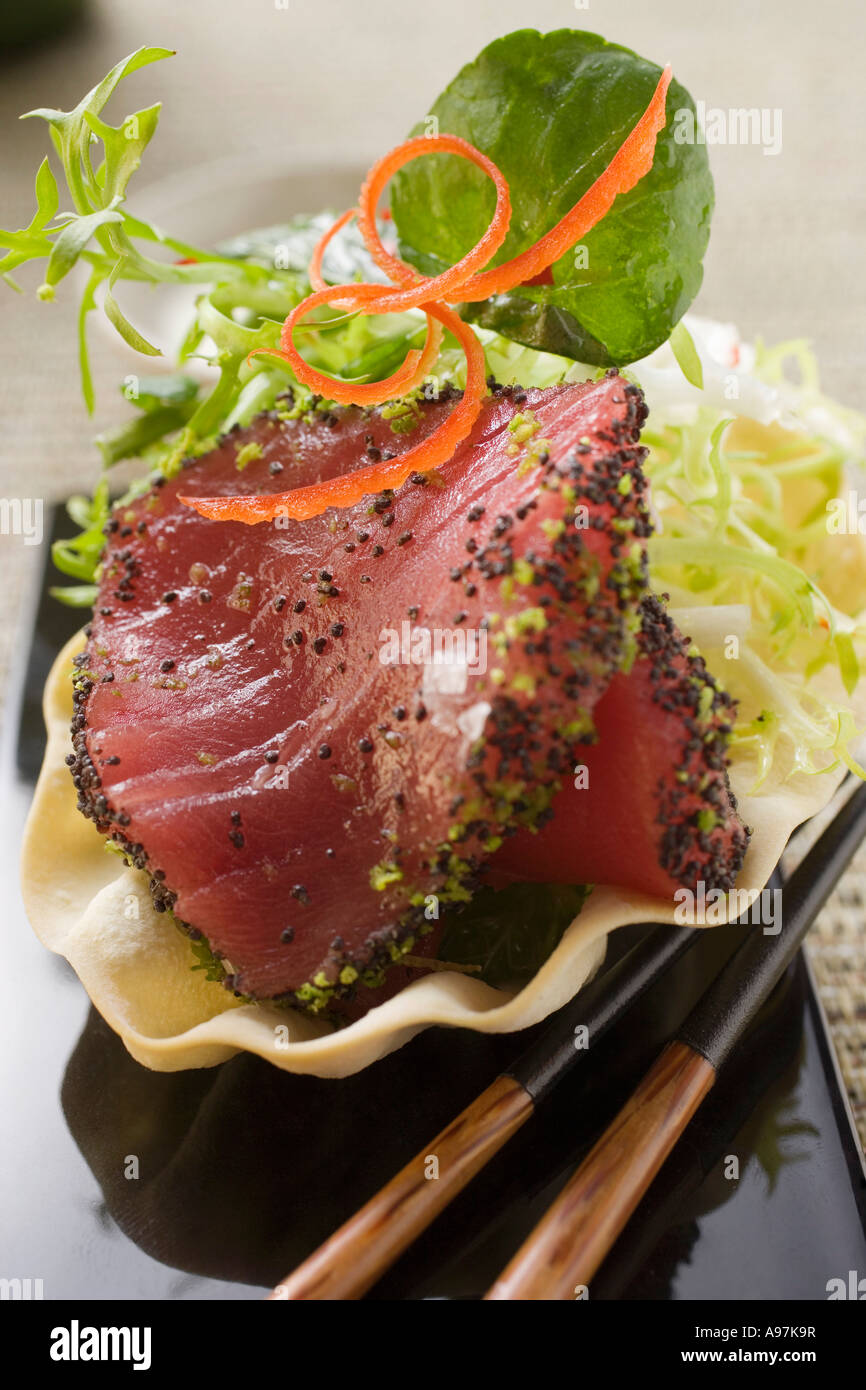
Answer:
(783, 785, 866, 1151)
(809, 887, 866, 1150)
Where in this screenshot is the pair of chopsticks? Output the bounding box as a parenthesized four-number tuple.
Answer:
(270, 780, 866, 1301)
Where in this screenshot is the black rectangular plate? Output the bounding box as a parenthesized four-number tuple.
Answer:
(3, 510, 865, 1301)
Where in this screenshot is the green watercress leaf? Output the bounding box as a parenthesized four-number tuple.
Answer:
(391, 28, 714, 366)
(438, 882, 591, 986)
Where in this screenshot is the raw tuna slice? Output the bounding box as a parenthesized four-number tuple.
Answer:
(69, 372, 651, 1004)
(493, 593, 751, 900)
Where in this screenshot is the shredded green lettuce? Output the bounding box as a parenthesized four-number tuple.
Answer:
(639, 350, 866, 787)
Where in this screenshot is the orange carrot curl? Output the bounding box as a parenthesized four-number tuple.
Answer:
(180, 67, 671, 525)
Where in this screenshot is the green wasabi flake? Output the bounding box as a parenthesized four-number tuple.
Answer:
(370, 862, 404, 891)
(235, 440, 264, 470)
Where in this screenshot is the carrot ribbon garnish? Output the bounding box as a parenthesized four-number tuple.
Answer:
(180, 66, 671, 525)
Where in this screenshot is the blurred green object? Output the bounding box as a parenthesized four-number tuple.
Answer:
(1, 0, 87, 52)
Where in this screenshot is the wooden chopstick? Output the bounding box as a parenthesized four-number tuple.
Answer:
(485, 779, 866, 1300)
(269, 921, 697, 1300)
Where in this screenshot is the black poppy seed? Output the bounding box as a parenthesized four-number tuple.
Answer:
(330, 622, 344, 637)
(293, 599, 306, 613)
(199, 590, 212, 603)
(464, 582, 477, 597)
(467, 505, 485, 522)
(291, 630, 304, 645)
(359, 736, 374, 752)
(269, 460, 284, 475)
(280, 927, 295, 943)
(313, 636, 327, 653)
(120, 526, 132, 538)
(265, 750, 279, 763)
(465, 538, 478, 553)
(319, 570, 332, 582)
(230, 809, 241, 825)
(381, 513, 395, 528)
(162, 591, 177, 603)
(318, 744, 332, 760)
(344, 542, 356, 552)
(325, 847, 335, 858)
(229, 829, 245, 848)
(357, 531, 370, 543)
(407, 605, 419, 620)
(449, 567, 462, 582)
(360, 574, 371, 583)
(291, 884, 310, 904)
(397, 531, 412, 545)
(453, 611, 468, 624)
(393, 705, 407, 721)
(366, 445, 381, 461)
(274, 595, 287, 613)
(415, 703, 427, 721)
(372, 545, 384, 557)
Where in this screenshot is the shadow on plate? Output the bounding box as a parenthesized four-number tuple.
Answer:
(59, 920, 816, 1298)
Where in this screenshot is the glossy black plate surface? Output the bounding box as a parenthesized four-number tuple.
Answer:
(2, 511, 865, 1301)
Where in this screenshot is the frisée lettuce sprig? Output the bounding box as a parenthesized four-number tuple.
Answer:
(0, 48, 435, 599)
(0, 48, 388, 457)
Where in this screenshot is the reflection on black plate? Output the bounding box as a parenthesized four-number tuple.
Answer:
(5, 510, 866, 1301)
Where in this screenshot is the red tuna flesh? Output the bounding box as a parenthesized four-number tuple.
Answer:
(494, 593, 751, 899)
(69, 374, 652, 1003)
